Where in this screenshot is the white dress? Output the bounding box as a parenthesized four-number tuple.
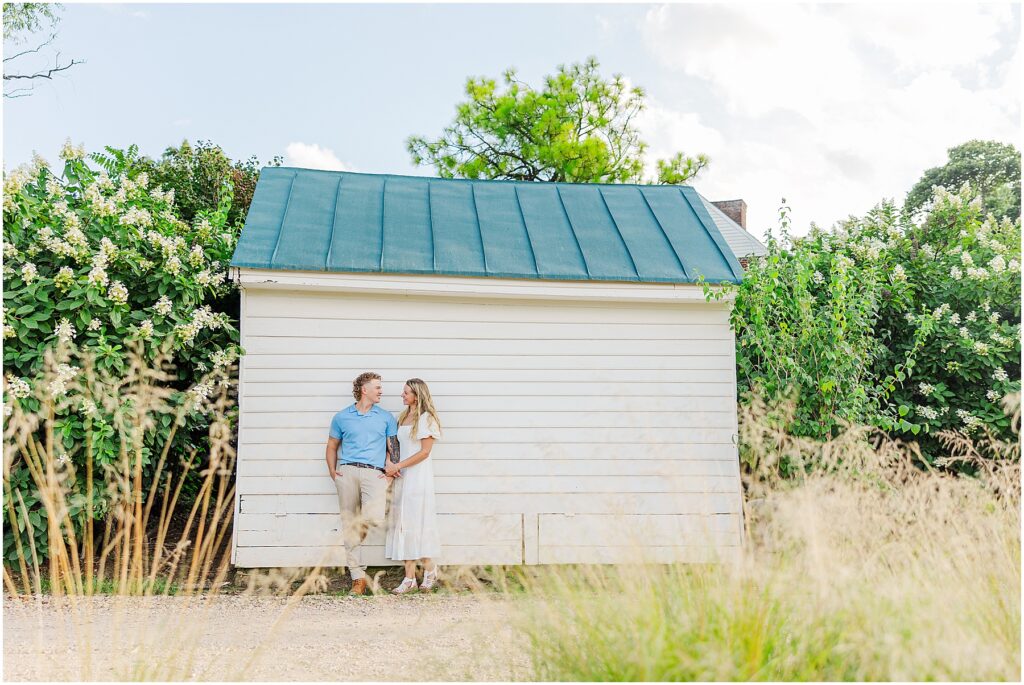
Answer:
(385, 414, 442, 560)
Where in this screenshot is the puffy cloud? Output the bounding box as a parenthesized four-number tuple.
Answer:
(638, 4, 1020, 236)
(284, 142, 352, 171)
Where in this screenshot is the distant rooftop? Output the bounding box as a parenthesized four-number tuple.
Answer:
(231, 167, 748, 284)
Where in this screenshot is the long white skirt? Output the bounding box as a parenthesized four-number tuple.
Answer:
(385, 426, 441, 560)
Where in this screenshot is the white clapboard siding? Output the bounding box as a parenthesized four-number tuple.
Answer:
(244, 367, 734, 383)
(243, 354, 733, 371)
(239, 426, 737, 445)
(238, 492, 743, 516)
(237, 475, 739, 495)
(238, 442, 738, 461)
(233, 279, 743, 567)
(244, 336, 729, 357)
(240, 410, 735, 430)
(238, 458, 740, 478)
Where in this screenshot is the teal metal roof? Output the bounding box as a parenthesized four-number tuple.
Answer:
(230, 167, 745, 284)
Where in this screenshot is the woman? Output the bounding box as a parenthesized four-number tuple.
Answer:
(384, 378, 443, 593)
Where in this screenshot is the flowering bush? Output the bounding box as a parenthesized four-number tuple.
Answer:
(724, 184, 1020, 471)
(2, 142, 243, 562)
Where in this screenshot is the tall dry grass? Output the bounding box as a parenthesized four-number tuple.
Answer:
(499, 393, 1021, 681)
(2, 342, 328, 680)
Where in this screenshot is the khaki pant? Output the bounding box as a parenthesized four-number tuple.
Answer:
(333, 464, 389, 581)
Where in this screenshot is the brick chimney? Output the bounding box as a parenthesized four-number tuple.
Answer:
(712, 199, 747, 230)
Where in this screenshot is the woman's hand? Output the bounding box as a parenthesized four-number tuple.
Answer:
(384, 461, 401, 478)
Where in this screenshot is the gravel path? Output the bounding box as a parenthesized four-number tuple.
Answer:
(3, 593, 531, 681)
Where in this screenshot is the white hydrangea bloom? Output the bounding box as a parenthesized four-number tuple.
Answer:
(960, 252, 974, 266)
(916, 405, 938, 420)
(959, 326, 971, 339)
(88, 318, 102, 331)
(989, 312, 1001, 324)
(58, 139, 86, 161)
(918, 383, 935, 396)
(987, 390, 1002, 402)
(165, 255, 182, 275)
(55, 266, 75, 290)
(6, 374, 31, 399)
(21, 262, 38, 283)
(966, 267, 990, 280)
(154, 296, 173, 316)
(3, 242, 17, 259)
(955, 409, 984, 433)
(1009, 259, 1020, 272)
(920, 244, 935, 259)
(45, 175, 64, 198)
(949, 313, 961, 325)
(966, 312, 977, 322)
(3, 324, 15, 339)
(55, 318, 76, 342)
(811, 271, 824, 285)
(88, 266, 108, 288)
(989, 255, 1006, 273)
(175, 321, 201, 344)
(119, 207, 153, 228)
(189, 244, 205, 267)
(950, 266, 962, 280)
(993, 368, 1009, 383)
(890, 264, 907, 282)
(107, 281, 129, 306)
(973, 341, 990, 355)
(81, 399, 98, 417)
(138, 319, 154, 339)
(196, 269, 212, 286)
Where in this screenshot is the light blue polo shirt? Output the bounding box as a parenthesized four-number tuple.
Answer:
(328, 403, 398, 469)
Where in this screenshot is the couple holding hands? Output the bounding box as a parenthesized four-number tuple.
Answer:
(325, 372, 442, 595)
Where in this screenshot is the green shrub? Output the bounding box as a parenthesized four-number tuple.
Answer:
(2, 142, 242, 563)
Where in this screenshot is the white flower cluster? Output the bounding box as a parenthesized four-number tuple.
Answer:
(919, 244, 936, 259)
(916, 405, 938, 420)
(812, 271, 824, 285)
(48, 363, 80, 398)
(6, 374, 31, 399)
(80, 399, 98, 417)
(988, 312, 1000, 324)
(3, 323, 15, 339)
(834, 255, 854, 272)
(195, 269, 226, 288)
(55, 266, 75, 290)
(173, 305, 226, 345)
(45, 174, 64, 198)
(965, 267, 990, 280)
(986, 390, 1002, 402)
(55, 317, 76, 342)
(3, 241, 17, 259)
(119, 206, 153, 230)
(83, 183, 118, 217)
(154, 296, 173, 316)
(149, 187, 175, 205)
(107, 280, 129, 305)
(210, 348, 238, 369)
(88, 318, 102, 331)
(989, 255, 1006, 273)
(189, 245, 205, 267)
(960, 252, 974, 267)
(955, 409, 984, 433)
(972, 341, 990, 355)
(59, 139, 86, 161)
(3, 167, 32, 211)
(958, 326, 971, 339)
(950, 266, 962, 280)
(966, 312, 977, 322)
(21, 262, 38, 283)
(138, 319, 154, 339)
(993, 368, 1009, 383)
(932, 303, 951, 321)
(165, 255, 182, 275)
(918, 382, 935, 396)
(890, 263, 907, 283)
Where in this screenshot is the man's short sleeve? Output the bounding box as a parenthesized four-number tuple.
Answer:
(329, 413, 343, 440)
(386, 411, 398, 437)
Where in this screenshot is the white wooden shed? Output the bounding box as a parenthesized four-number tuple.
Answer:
(228, 168, 760, 568)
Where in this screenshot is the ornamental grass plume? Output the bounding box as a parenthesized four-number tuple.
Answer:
(495, 393, 1020, 681)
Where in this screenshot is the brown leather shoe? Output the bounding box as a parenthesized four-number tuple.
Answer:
(349, 578, 368, 596)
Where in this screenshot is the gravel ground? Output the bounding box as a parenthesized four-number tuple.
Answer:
(3, 593, 531, 681)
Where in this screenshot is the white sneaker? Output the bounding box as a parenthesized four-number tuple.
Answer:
(392, 577, 418, 594)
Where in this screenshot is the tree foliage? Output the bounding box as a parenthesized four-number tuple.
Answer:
(3, 3, 83, 99)
(135, 139, 281, 228)
(408, 57, 708, 185)
(905, 140, 1021, 222)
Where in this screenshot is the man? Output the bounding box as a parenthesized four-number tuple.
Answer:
(326, 371, 399, 595)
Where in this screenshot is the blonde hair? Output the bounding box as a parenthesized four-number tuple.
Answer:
(398, 378, 442, 439)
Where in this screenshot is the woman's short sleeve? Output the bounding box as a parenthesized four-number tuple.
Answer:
(416, 414, 442, 440)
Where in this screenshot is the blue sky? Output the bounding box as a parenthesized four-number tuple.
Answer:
(4, 3, 1020, 237)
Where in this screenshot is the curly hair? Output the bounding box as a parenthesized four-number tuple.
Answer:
(352, 371, 381, 401)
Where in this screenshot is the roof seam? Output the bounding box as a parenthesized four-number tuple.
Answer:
(597, 187, 640, 280)
(323, 175, 344, 270)
(553, 185, 591, 278)
(638, 186, 689, 281)
(469, 183, 488, 275)
(680, 187, 743, 281)
(512, 185, 539, 277)
(268, 171, 298, 269)
(378, 177, 387, 271)
(427, 180, 436, 271)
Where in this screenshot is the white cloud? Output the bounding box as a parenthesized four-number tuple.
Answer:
(639, 4, 1021, 236)
(284, 142, 352, 171)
